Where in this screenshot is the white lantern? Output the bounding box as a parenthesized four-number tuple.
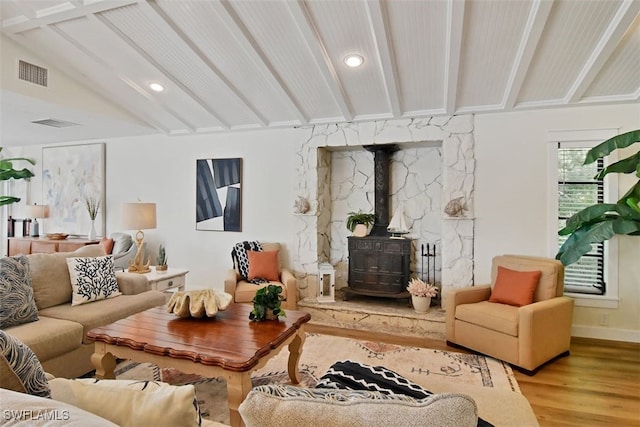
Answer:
(317, 263, 335, 303)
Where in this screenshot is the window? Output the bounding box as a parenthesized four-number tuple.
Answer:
(548, 129, 619, 308)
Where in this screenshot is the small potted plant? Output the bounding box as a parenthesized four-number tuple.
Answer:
(346, 210, 376, 237)
(249, 284, 286, 321)
(156, 244, 168, 272)
(407, 277, 438, 313)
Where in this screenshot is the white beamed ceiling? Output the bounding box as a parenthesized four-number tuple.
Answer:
(1, 0, 639, 146)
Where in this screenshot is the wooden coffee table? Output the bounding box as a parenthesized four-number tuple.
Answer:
(86, 303, 311, 427)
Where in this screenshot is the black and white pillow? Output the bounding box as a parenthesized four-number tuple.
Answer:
(231, 241, 267, 284)
(0, 255, 39, 328)
(0, 330, 51, 398)
(66, 256, 121, 306)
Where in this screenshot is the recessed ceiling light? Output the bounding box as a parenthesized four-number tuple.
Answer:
(344, 54, 364, 68)
(149, 82, 165, 92)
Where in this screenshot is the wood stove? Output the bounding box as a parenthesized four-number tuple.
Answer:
(345, 144, 412, 300)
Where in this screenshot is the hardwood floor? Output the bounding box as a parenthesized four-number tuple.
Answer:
(307, 324, 640, 427)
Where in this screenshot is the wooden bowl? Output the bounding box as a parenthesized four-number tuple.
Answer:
(46, 233, 69, 240)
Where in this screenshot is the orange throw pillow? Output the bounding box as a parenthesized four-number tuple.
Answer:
(489, 266, 541, 307)
(247, 250, 280, 282)
(99, 237, 115, 255)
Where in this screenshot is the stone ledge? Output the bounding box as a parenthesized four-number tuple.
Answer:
(298, 290, 445, 341)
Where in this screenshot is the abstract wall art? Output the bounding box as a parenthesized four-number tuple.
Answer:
(196, 158, 242, 232)
(42, 143, 105, 237)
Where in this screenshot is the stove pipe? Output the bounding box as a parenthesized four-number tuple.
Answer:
(364, 144, 398, 236)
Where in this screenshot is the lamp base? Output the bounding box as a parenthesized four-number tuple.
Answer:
(128, 263, 151, 274)
(127, 230, 151, 274)
(29, 219, 40, 237)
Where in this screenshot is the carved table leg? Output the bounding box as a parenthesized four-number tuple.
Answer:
(287, 326, 306, 384)
(226, 371, 252, 427)
(91, 343, 116, 379)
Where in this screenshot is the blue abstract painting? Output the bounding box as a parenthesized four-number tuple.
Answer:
(196, 158, 242, 231)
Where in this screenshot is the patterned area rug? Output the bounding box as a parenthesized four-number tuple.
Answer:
(114, 333, 519, 425)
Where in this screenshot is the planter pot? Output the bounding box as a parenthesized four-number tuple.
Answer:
(265, 308, 279, 320)
(353, 223, 369, 237)
(156, 265, 168, 273)
(411, 296, 431, 314)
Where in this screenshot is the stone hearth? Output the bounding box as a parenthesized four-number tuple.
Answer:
(299, 290, 445, 341)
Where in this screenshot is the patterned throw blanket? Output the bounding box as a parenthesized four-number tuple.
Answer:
(231, 241, 268, 284)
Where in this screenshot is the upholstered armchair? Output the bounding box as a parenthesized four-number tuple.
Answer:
(107, 232, 136, 271)
(224, 242, 297, 310)
(445, 255, 574, 375)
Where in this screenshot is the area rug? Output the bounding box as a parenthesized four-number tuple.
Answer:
(114, 333, 519, 425)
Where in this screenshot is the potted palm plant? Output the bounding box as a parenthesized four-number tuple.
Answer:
(556, 130, 640, 266)
(346, 210, 376, 237)
(249, 285, 286, 321)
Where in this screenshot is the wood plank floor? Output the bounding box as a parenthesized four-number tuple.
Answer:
(307, 324, 640, 427)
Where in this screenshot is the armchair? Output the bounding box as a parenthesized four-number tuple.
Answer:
(109, 232, 136, 271)
(445, 255, 574, 375)
(224, 242, 297, 310)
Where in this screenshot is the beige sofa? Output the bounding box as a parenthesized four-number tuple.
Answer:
(2, 245, 166, 379)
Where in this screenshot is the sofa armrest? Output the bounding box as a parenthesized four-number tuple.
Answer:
(445, 285, 492, 342)
(280, 268, 297, 310)
(224, 269, 240, 297)
(518, 296, 574, 370)
(115, 271, 151, 295)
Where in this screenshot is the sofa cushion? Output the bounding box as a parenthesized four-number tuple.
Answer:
(247, 250, 280, 281)
(4, 316, 85, 362)
(67, 256, 121, 306)
(111, 233, 133, 254)
(238, 385, 478, 427)
(29, 245, 106, 310)
(39, 291, 166, 344)
(99, 237, 115, 254)
(489, 267, 541, 307)
(49, 378, 201, 427)
(0, 330, 51, 398)
(0, 255, 39, 328)
(1, 388, 117, 426)
(234, 280, 287, 304)
(456, 301, 520, 337)
(492, 255, 562, 301)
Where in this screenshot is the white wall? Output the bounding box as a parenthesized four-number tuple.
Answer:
(474, 103, 640, 341)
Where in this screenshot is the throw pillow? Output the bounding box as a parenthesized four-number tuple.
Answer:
(0, 255, 39, 328)
(247, 250, 280, 281)
(238, 385, 478, 427)
(99, 237, 115, 254)
(0, 330, 51, 398)
(489, 266, 541, 307)
(66, 256, 121, 306)
(231, 241, 264, 282)
(49, 378, 201, 427)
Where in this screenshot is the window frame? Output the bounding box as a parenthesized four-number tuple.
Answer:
(547, 129, 619, 309)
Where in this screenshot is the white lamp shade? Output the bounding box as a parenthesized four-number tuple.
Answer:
(25, 204, 48, 219)
(121, 203, 157, 230)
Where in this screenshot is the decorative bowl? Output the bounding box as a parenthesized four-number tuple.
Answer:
(46, 233, 69, 240)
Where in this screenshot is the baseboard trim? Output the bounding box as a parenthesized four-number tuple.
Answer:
(572, 325, 640, 343)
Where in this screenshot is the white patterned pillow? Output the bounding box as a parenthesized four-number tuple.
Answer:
(66, 256, 121, 306)
(0, 330, 51, 398)
(0, 255, 39, 328)
(49, 378, 201, 427)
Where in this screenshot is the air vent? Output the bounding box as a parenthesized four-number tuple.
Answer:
(19, 60, 48, 87)
(31, 119, 80, 128)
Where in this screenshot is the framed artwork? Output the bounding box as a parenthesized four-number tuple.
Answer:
(42, 143, 105, 237)
(196, 158, 242, 232)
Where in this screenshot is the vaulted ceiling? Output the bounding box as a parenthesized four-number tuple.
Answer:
(1, 0, 639, 146)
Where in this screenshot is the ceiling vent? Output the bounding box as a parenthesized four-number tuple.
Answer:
(18, 60, 48, 87)
(31, 119, 80, 128)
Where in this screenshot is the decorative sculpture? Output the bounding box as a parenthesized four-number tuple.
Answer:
(293, 196, 310, 214)
(167, 289, 232, 318)
(444, 197, 466, 217)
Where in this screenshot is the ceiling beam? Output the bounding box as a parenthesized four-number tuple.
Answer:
(286, 0, 353, 122)
(443, 0, 465, 115)
(502, 0, 554, 110)
(365, 0, 400, 118)
(566, 0, 640, 103)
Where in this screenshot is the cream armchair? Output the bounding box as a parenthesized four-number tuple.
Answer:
(224, 242, 297, 310)
(445, 255, 574, 375)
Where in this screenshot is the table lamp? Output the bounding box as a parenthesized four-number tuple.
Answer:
(25, 204, 48, 237)
(121, 202, 156, 274)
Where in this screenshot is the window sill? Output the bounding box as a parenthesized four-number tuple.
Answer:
(565, 293, 619, 309)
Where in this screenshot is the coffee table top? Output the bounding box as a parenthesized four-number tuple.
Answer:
(87, 303, 311, 372)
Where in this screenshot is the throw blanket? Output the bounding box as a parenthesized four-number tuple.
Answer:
(316, 360, 493, 427)
(231, 241, 268, 284)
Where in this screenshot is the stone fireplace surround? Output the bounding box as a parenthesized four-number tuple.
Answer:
(292, 115, 475, 306)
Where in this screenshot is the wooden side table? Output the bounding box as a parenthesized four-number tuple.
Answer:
(143, 266, 189, 293)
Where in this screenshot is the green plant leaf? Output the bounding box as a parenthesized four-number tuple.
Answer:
(0, 167, 35, 181)
(0, 196, 21, 206)
(559, 203, 640, 235)
(585, 130, 640, 164)
(594, 151, 640, 180)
